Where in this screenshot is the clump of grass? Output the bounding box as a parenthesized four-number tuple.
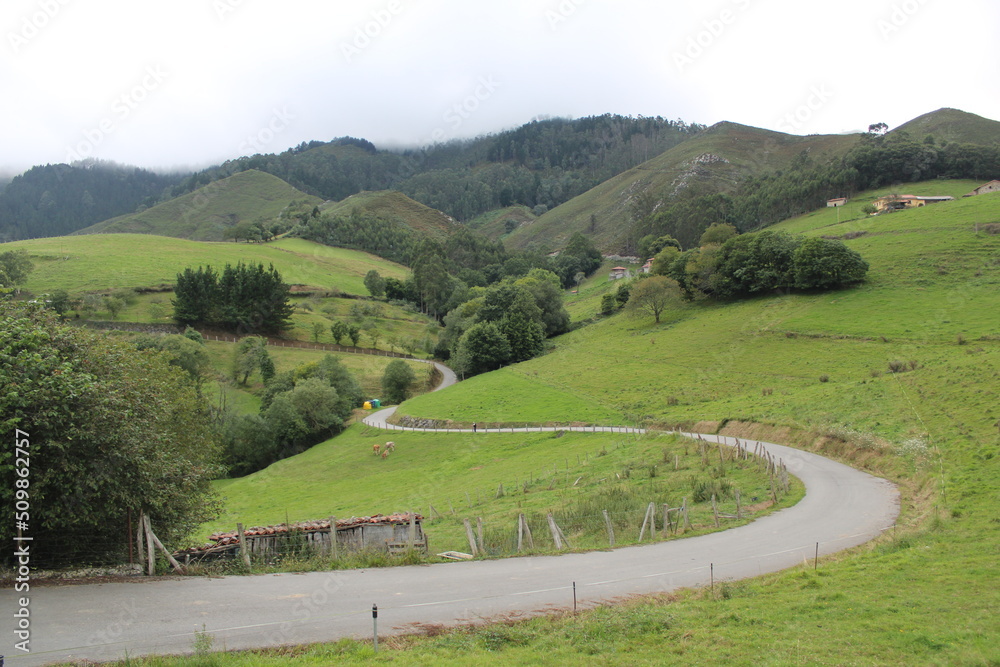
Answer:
(819, 374, 830, 383)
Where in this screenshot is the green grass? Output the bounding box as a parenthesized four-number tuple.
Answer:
(78, 169, 322, 241)
(205, 426, 797, 558)
(7, 234, 409, 295)
(46, 179, 1000, 664)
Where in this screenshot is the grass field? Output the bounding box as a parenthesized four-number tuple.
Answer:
(77, 169, 322, 241)
(204, 425, 799, 558)
(47, 181, 1000, 665)
(7, 234, 408, 295)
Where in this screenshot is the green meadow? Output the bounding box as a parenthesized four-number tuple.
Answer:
(43, 182, 1000, 664)
(6, 234, 408, 295)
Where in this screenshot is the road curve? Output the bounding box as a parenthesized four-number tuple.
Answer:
(4, 365, 899, 666)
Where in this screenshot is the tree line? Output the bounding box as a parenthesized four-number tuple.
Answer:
(172, 262, 294, 334)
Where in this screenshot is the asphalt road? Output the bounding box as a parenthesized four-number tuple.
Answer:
(3, 363, 899, 666)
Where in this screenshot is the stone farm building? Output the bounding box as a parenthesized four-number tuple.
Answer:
(963, 180, 1000, 197)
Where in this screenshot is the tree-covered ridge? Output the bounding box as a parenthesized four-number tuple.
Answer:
(0, 160, 182, 241)
(160, 115, 704, 222)
(633, 131, 1000, 250)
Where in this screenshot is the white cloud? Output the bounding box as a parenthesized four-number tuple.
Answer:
(1, 0, 997, 172)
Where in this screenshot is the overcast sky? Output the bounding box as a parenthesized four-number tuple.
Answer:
(2, 0, 997, 174)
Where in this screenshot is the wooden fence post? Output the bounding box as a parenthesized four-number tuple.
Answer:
(603, 509, 615, 547)
(237, 522, 252, 570)
(547, 513, 564, 550)
(136, 511, 146, 573)
(143, 512, 155, 576)
(145, 514, 184, 573)
(735, 490, 742, 520)
(712, 494, 720, 528)
(476, 517, 485, 554)
(463, 518, 479, 556)
(329, 516, 338, 560)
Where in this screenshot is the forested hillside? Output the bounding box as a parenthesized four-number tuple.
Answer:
(160, 115, 704, 222)
(0, 160, 183, 241)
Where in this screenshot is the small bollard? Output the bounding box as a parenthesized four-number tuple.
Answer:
(372, 604, 378, 652)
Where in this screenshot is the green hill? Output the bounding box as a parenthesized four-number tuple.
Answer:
(892, 107, 1000, 145)
(77, 170, 321, 241)
(382, 187, 1000, 661)
(317, 189, 456, 241)
(466, 205, 537, 240)
(505, 122, 861, 253)
(7, 234, 407, 295)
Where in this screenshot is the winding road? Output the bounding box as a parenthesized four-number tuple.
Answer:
(3, 361, 899, 666)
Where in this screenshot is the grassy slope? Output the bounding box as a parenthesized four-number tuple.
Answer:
(466, 205, 537, 241)
(7, 234, 408, 294)
(78, 170, 322, 241)
(504, 122, 860, 252)
(892, 107, 1000, 145)
(381, 187, 1000, 664)
(318, 189, 456, 241)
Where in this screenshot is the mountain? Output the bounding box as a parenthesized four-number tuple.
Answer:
(505, 122, 862, 253)
(0, 160, 183, 241)
(317, 189, 456, 241)
(76, 170, 321, 241)
(892, 108, 1000, 146)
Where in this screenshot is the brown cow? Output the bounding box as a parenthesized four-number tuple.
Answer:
(373, 443, 381, 456)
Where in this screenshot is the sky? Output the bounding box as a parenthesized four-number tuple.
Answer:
(1, 0, 997, 175)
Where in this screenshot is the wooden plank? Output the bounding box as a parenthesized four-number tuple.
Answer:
(145, 514, 184, 574)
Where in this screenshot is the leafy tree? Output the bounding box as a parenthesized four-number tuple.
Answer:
(347, 324, 361, 347)
(48, 289, 71, 315)
(712, 231, 799, 298)
(792, 237, 869, 289)
(454, 321, 512, 377)
(172, 263, 293, 333)
(600, 293, 617, 315)
(626, 276, 681, 323)
(382, 359, 417, 404)
(231, 335, 271, 385)
(135, 333, 212, 393)
(499, 311, 545, 363)
(104, 296, 125, 320)
(699, 223, 738, 247)
(0, 249, 34, 288)
(330, 320, 349, 345)
(364, 270, 386, 297)
(515, 269, 571, 336)
(312, 322, 325, 342)
(366, 327, 382, 349)
(172, 266, 219, 324)
(0, 302, 220, 564)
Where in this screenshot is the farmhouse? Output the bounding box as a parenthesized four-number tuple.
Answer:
(826, 197, 848, 207)
(872, 194, 954, 212)
(640, 258, 654, 274)
(962, 180, 1000, 197)
(609, 266, 629, 280)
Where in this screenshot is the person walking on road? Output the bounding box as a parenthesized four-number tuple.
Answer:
(473, 422, 477, 433)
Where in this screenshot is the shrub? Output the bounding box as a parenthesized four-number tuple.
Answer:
(888, 360, 907, 373)
(819, 374, 830, 383)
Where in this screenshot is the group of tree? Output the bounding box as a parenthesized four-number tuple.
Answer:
(630, 131, 1000, 250)
(0, 300, 220, 565)
(436, 269, 571, 377)
(0, 160, 182, 241)
(172, 262, 294, 333)
(218, 350, 363, 476)
(636, 224, 867, 303)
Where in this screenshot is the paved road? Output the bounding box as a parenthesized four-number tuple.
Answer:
(3, 364, 899, 666)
